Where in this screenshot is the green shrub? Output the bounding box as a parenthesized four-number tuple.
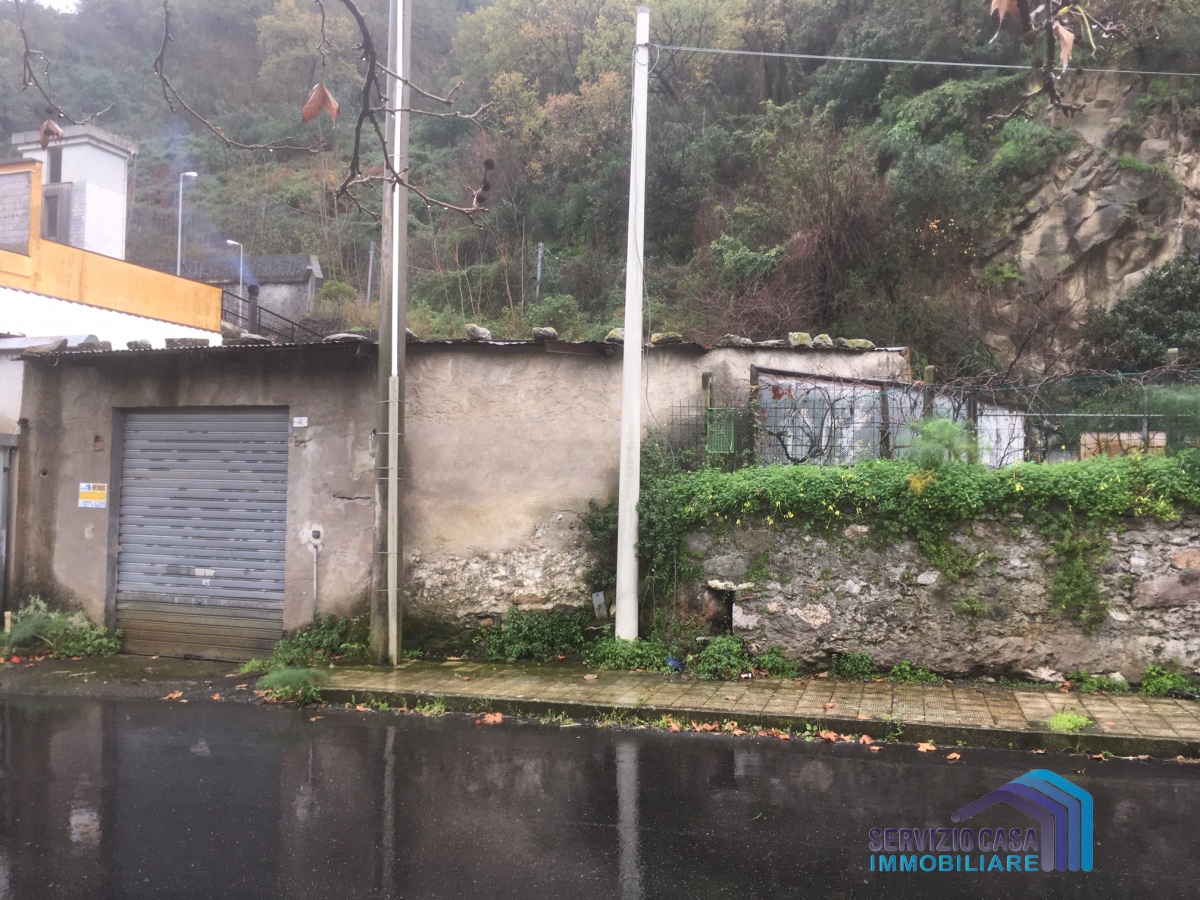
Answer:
(830, 651, 877, 680)
(754, 646, 799, 678)
(257, 667, 325, 705)
(886, 660, 942, 684)
(1139, 664, 1197, 696)
(584, 637, 671, 672)
(239, 614, 368, 674)
(1068, 671, 1130, 694)
(474, 606, 590, 663)
(690, 635, 753, 680)
(8, 598, 121, 657)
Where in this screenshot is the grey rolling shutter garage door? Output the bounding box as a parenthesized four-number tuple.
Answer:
(115, 410, 289, 660)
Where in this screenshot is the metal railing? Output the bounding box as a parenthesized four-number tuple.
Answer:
(221, 290, 324, 344)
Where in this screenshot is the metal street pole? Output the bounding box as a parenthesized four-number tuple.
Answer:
(614, 7, 650, 641)
(176, 171, 197, 276)
(376, 0, 410, 666)
(226, 239, 243, 320)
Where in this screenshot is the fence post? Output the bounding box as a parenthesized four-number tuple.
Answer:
(922, 365, 936, 419)
(879, 384, 892, 459)
(1167, 347, 1180, 366)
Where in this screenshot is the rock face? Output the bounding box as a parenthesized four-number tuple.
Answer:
(465, 323, 492, 341)
(532, 327, 559, 341)
(987, 73, 1200, 322)
(682, 513, 1200, 679)
(787, 332, 812, 348)
(405, 512, 595, 650)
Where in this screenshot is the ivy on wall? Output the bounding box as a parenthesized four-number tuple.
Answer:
(622, 438, 1200, 629)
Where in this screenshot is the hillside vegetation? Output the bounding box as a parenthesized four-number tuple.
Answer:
(3, 0, 1198, 372)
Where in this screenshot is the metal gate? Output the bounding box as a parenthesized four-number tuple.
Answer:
(115, 410, 289, 660)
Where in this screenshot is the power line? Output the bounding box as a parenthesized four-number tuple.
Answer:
(649, 42, 1200, 80)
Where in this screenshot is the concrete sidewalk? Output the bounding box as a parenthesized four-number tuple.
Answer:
(325, 660, 1200, 758)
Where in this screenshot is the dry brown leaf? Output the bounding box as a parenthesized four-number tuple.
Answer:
(162, 691, 183, 701)
(668, 723, 682, 732)
(355, 704, 370, 712)
(869, 745, 883, 752)
(778, 732, 791, 740)
(480, 712, 504, 725)
(822, 702, 837, 711)
(1090, 753, 1108, 762)
(1175, 755, 1200, 764)
(917, 742, 937, 753)
(38, 118, 64, 150)
(301, 82, 340, 125)
(989, 0, 1020, 26)
(859, 734, 874, 745)
(179, 699, 188, 703)
(1136, 754, 1150, 760)
(583, 674, 598, 682)
(724, 695, 739, 702)
(857, 713, 870, 720)
(947, 752, 962, 761)
(445, 656, 461, 661)
(818, 730, 839, 743)
(731, 728, 746, 736)
(309, 716, 323, 722)
(1033, 749, 1046, 754)
(211, 694, 222, 701)
(702, 722, 720, 732)
(1053, 20, 1075, 70)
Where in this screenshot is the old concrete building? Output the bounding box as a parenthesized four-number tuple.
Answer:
(144, 255, 325, 324)
(10, 336, 909, 659)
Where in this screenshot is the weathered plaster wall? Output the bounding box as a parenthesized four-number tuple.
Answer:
(13, 346, 376, 630)
(685, 514, 1200, 680)
(403, 343, 910, 633)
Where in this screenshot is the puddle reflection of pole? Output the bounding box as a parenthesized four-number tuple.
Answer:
(616, 740, 643, 900)
(382, 725, 396, 894)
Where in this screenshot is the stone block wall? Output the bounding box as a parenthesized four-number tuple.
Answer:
(684, 513, 1200, 681)
(0, 171, 31, 253)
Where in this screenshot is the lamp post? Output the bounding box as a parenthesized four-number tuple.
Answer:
(226, 239, 243, 320)
(176, 171, 198, 276)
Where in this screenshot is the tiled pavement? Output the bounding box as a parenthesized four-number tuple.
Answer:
(326, 661, 1200, 756)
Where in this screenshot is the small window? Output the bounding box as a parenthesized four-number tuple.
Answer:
(48, 147, 62, 183)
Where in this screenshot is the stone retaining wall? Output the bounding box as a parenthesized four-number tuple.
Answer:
(682, 513, 1200, 681)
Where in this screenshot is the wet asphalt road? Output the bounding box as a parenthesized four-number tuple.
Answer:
(0, 696, 1197, 900)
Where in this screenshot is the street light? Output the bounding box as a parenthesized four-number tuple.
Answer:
(226, 239, 244, 298)
(176, 171, 198, 276)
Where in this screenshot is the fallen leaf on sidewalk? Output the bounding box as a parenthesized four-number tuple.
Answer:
(857, 713, 870, 720)
(1090, 754, 1108, 762)
(668, 722, 682, 732)
(355, 704, 370, 712)
(476, 712, 504, 726)
(778, 732, 791, 740)
(445, 656, 461, 661)
(584, 674, 598, 681)
(917, 742, 936, 753)
(309, 716, 322, 722)
(818, 730, 839, 743)
(1175, 755, 1200, 764)
(947, 752, 962, 762)
(162, 691, 183, 701)
(822, 702, 836, 711)
(730, 728, 746, 736)
(859, 734, 873, 745)
(179, 699, 188, 703)
(235, 684, 249, 690)
(1032, 749, 1046, 754)
(869, 745, 882, 753)
(724, 695, 738, 702)
(211, 694, 222, 701)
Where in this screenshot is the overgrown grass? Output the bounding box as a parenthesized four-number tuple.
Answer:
(886, 660, 943, 684)
(691, 635, 753, 680)
(4, 598, 121, 657)
(830, 651, 878, 680)
(474, 606, 591, 663)
(1138, 664, 1199, 696)
(257, 667, 325, 705)
(585, 637, 672, 672)
(1069, 671, 1130, 694)
(1047, 710, 1092, 733)
(237, 614, 368, 675)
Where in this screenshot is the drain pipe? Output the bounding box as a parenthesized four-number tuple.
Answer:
(309, 527, 323, 617)
(0, 438, 15, 633)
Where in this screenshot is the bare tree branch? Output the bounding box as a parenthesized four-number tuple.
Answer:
(14, 0, 111, 126)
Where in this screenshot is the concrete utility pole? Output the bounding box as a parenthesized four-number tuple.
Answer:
(375, 0, 410, 665)
(614, 7, 650, 641)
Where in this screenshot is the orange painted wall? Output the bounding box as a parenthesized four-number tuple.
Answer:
(0, 159, 220, 332)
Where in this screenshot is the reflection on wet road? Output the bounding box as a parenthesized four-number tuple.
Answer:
(0, 696, 1197, 899)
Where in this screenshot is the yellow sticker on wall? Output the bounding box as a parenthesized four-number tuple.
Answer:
(78, 483, 108, 509)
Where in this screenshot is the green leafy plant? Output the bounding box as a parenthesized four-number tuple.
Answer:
(1139, 663, 1198, 696)
(257, 667, 325, 705)
(1047, 533, 1109, 631)
(754, 646, 799, 678)
(953, 595, 986, 618)
(1047, 710, 1092, 733)
(980, 262, 1026, 287)
(7, 598, 121, 657)
(414, 696, 448, 717)
(238, 613, 369, 674)
(886, 660, 942, 684)
(474, 606, 589, 663)
(830, 651, 877, 680)
(690, 635, 753, 680)
(584, 637, 672, 672)
(1068, 671, 1130, 694)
